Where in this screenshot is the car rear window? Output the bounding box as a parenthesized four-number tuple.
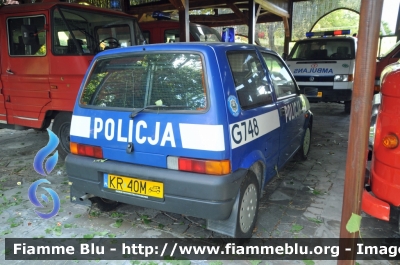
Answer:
(80, 52, 207, 111)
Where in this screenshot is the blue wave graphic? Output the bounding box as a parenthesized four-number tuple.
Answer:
(33, 129, 59, 176)
(28, 179, 60, 219)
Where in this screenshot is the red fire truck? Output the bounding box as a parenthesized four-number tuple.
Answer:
(362, 61, 400, 229)
(0, 1, 144, 158)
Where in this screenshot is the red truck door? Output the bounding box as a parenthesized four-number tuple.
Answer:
(1, 13, 50, 128)
(0, 79, 6, 125)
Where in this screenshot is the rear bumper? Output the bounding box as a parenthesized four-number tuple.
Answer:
(66, 154, 247, 220)
(361, 169, 390, 221)
(361, 190, 390, 221)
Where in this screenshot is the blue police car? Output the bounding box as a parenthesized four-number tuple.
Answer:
(67, 42, 313, 238)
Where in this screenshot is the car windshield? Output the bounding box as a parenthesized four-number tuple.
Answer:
(287, 39, 355, 60)
(80, 53, 207, 111)
(52, 6, 144, 55)
(190, 24, 221, 42)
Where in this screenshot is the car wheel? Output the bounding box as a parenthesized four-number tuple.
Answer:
(52, 112, 72, 160)
(295, 124, 311, 161)
(236, 172, 259, 238)
(345, 101, 351, 114)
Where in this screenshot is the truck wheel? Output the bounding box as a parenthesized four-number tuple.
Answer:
(236, 172, 259, 238)
(295, 123, 311, 161)
(344, 101, 351, 114)
(52, 112, 72, 160)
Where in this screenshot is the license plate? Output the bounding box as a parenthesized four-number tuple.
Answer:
(317, 92, 322, 97)
(105, 174, 164, 199)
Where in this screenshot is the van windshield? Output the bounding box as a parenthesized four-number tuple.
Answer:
(287, 39, 355, 60)
(52, 6, 144, 55)
(80, 53, 207, 111)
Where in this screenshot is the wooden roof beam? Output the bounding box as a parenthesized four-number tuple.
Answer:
(255, 0, 289, 18)
(189, 13, 281, 27)
(227, 3, 248, 24)
(169, 0, 187, 10)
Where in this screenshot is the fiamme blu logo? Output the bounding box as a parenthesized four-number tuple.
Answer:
(28, 129, 61, 219)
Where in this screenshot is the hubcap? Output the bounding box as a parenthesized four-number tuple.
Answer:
(239, 183, 258, 233)
(303, 128, 310, 156)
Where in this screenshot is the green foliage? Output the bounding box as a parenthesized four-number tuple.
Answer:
(313, 9, 359, 34)
(81, 72, 108, 105)
(291, 224, 304, 233)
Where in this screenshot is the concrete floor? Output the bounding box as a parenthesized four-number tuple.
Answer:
(0, 102, 398, 265)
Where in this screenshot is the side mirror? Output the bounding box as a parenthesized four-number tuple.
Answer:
(21, 24, 38, 46)
(281, 52, 287, 60)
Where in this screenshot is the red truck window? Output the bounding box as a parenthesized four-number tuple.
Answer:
(7, 15, 46, 56)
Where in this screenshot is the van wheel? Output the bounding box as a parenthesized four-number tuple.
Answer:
(344, 101, 351, 114)
(295, 124, 311, 161)
(90, 197, 120, 212)
(52, 112, 72, 160)
(236, 172, 259, 238)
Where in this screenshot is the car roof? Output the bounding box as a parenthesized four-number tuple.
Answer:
(97, 42, 277, 58)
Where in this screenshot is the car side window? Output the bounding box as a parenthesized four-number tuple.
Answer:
(227, 51, 273, 110)
(7, 15, 46, 56)
(261, 53, 297, 99)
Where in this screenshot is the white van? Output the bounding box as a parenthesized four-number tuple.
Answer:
(286, 30, 357, 113)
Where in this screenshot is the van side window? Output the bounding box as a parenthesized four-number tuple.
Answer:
(227, 51, 273, 110)
(261, 53, 297, 99)
(7, 16, 46, 56)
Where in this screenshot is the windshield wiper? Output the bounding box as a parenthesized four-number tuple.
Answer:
(130, 105, 167, 118)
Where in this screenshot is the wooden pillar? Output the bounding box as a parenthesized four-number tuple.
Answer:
(178, 0, 189, 42)
(170, 0, 189, 42)
(248, 0, 255, 44)
(120, 0, 129, 13)
(283, 0, 293, 57)
(337, 0, 384, 264)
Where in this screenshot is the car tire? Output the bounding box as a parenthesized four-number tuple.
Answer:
(90, 197, 120, 212)
(345, 101, 351, 114)
(295, 124, 311, 161)
(235, 172, 259, 238)
(52, 112, 72, 160)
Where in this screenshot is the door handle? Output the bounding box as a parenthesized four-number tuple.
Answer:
(280, 107, 286, 116)
(6, 69, 14, 75)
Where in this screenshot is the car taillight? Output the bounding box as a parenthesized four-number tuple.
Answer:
(70, 142, 103, 158)
(382, 134, 398, 149)
(167, 156, 230, 175)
